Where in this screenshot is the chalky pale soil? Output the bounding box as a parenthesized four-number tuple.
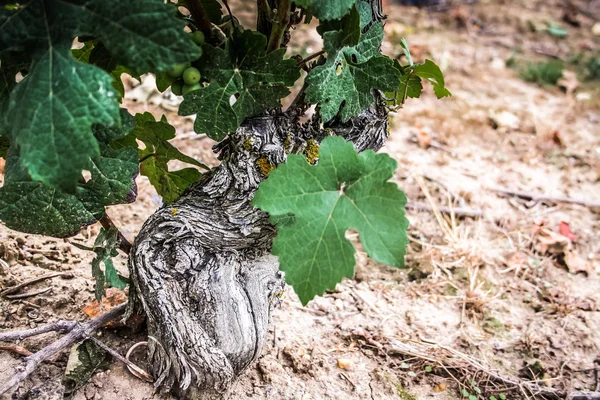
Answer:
(1, 1, 599, 399)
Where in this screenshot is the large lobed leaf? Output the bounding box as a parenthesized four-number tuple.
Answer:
(253, 137, 409, 304)
(0, 110, 138, 238)
(305, 23, 401, 122)
(0, 0, 200, 191)
(179, 30, 301, 141)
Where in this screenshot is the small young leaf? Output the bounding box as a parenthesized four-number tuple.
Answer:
(90, 227, 128, 300)
(400, 38, 414, 66)
(253, 136, 409, 304)
(413, 59, 452, 99)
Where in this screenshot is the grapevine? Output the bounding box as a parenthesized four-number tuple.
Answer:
(0, 0, 449, 397)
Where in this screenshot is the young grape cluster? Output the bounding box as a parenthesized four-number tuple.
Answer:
(164, 31, 205, 96)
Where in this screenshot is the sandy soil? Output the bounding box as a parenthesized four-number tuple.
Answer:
(1, 1, 599, 399)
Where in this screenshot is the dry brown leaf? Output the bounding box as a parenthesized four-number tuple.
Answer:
(564, 250, 591, 275)
(557, 70, 579, 96)
(337, 358, 353, 370)
(559, 221, 577, 242)
(433, 383, 447, 392)
(82, 288, 127, 327)
(416, 129, 432, 149)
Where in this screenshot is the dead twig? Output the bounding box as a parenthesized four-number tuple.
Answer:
(491, 187, 600, 209)
(0, 345, 32, 357)
(408, 136, 456, 156)
(383, 336, 600, 400)
(0, 320, 77, 342)
(88, 337, 153, 383)
(406, 202, 484, 218)
(1, 272, 73, 297)
(5, 287, 52, 300)
(0, 320, 78, 342)
(0, 302, 127, 396)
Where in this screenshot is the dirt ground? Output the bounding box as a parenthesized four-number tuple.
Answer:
(1, 1, 600, 399)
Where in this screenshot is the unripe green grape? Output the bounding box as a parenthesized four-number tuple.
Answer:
(182, 83, 201, 95)
(190, 31, 205, 45)
(171, 80, 184, 96)
(166, 63, 187, 78)
(182, 67, 201, 85)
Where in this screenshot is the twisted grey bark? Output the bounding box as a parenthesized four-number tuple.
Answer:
(128, 2, 388, 399)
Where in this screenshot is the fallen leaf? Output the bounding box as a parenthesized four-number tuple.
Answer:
(558, 70, 579, 96)
(337, 358, 353, 370)
(564, 249, 591, 275)
(416, 129, 432, 149)
(535, 226, 571, 254)
(433, 383, 447, 392)
(82, 288, 128, 328)
(559, 221, 577, 242)
(548, 130, 564, 147)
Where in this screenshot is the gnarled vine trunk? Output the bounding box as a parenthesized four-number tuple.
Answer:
(127, 3, 387, 399)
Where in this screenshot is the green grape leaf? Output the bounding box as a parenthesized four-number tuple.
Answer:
(305, 23, 401, 122)
(90, 227, 127, 300)
(179, 30, 300, 140)
(0, 120, 138, 238)
(0, 0, 199, 190)
(413, 60, 451, 99)
(253, 136, 409, 304)
(116, 112, 208, 204)
(200, 0, 223, 24)
(356, 1, 373, 29)
(295, 0, 357, 20)
(316, 6, 361, 47)
(386, 60, 423, 104)
(0, 51, 28, 127)
(400, 38, 414, 66)
(140, 161, 201, 204)
(5, 48, 120, 190)
(64, 339, 109, 396)
(83, 40, 139, 99)
(0, 135, 9, 158)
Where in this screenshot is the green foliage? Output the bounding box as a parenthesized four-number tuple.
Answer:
(520, 60, 564, 86)
(179, 30, 300, 140)
(295, 0, 358, 20)
(90, 227, 128, 301)
(0, 0, 449, 307)
(64, 339, 109, 397)
(0, 111, 138, 238)
(305, 22, 401, 122)
(0, 0, 199, 191)
(253, 137, 409, 304)
(114, 112, 209, 204)
(71, 40, 138, 100)
(546, 21, 568, 38)
(389, 40, 451, 104)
